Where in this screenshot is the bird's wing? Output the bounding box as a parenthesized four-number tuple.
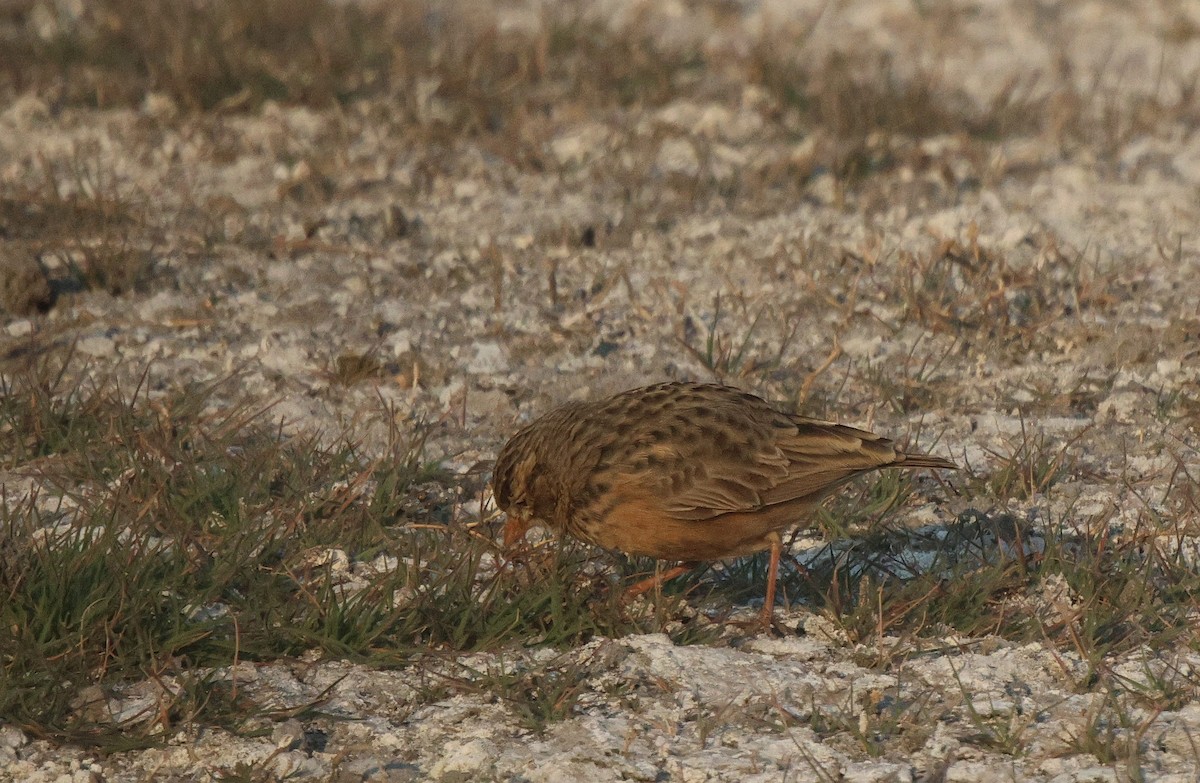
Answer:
(616, 417, 904, 522)
(758, 419, 903, 506)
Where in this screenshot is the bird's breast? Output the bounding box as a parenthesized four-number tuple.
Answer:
(573, 493, 811, 562)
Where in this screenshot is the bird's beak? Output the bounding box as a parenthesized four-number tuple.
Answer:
(503, 513, 531, 549)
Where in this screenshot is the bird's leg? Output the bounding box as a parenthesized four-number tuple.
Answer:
(625, 562, 697, 598)
(760, 531, 783, 628)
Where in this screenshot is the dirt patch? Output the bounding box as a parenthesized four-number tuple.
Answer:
(2, 0, 1199, 781)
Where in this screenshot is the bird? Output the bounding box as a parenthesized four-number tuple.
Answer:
(492, 381, 956, 625)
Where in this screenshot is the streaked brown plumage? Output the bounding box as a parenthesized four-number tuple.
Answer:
(493, 381, 956, 623)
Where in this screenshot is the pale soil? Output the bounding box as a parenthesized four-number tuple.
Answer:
(3, 0, 1200, 780)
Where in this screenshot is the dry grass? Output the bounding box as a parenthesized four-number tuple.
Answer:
(0, 150, 159, 307)
(0, 355, 712, 747)
(12, 353, 1193, 750)
(2, 0, 1194, 167)
(2, 0, 1200, 766)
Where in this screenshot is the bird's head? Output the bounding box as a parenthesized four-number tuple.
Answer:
(492, 426, 543, 548)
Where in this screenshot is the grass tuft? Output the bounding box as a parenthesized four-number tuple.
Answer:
(975, 417, 1087, 501)
(778, 503, 1200, 677)
(0, 358, 688, 746)
(1, 151, 159, 306)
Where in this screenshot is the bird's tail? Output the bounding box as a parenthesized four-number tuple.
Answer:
(897, 452, 958, 470)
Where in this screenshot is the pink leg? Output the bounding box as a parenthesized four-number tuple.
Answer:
(760, 532, 783, 627)
(625, 563, 696, 598)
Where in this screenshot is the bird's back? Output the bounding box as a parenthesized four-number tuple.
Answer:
(532, 382, 952, 558)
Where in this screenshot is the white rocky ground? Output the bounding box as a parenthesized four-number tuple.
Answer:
(3, 0, 1200, 780)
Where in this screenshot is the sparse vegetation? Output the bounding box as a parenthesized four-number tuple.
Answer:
(0, 357, 694, 746)
(1, 0, 1199, 777)
(975, 418, 1088, 501)
(0, 152, 159, 310)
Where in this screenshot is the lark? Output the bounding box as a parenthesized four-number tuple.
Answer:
(493, 381, 955, 624)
